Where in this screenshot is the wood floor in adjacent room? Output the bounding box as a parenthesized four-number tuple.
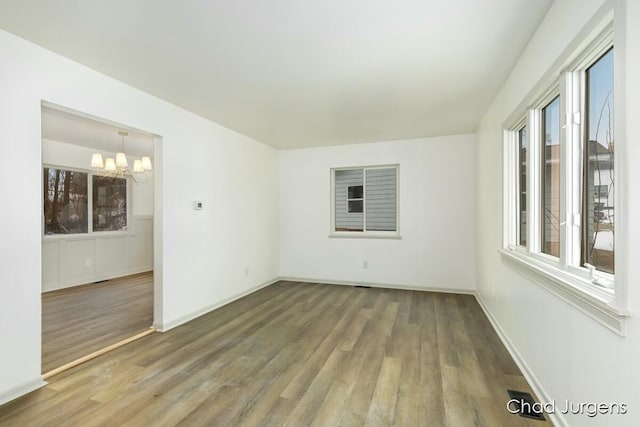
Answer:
(41, 272, 153, 373)
(2, 281, 549, 426)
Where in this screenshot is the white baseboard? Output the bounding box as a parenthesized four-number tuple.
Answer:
(278, 276, 475, 295)
(43, 268, 153, 293)
(0, 377, 47, 406)
(474, 292, 566, 427)
(155, 278, 280, 332)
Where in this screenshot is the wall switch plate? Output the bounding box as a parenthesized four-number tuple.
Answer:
(194, 201, 203, 210)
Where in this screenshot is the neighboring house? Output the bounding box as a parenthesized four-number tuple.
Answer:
(334, 167, 397, 232)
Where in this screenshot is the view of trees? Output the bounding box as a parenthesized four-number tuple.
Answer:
(43, 168, 127, 235)
(93, 176, 127, 232)
(43, 168, 88, 234)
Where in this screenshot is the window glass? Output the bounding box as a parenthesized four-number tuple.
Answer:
(43, 168, 88, 234)
(347, 185, 364, 213)
(334, 167, 397, 233)
(541, 97, 561, 257)
(348, 199, 364, 213)
(93, 176, 127, 232)
(348, 185, 363, 200)
(584, 48, 614, 273)
(335, 169, 364, 231)
(518, 126, 527, 247)
(365, 168, 397, 231)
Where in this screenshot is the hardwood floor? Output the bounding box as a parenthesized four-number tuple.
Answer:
(2, 281, 550, 426)
(42, 272, 153, 373)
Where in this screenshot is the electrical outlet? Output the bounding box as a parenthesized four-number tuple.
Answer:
(244, 267, 249, 276)
(363, 261, 368, 269)
(85, 258, 93, 267)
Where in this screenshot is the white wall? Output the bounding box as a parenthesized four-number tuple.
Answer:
(279, 134, 476, 291)
(42, 216, 153, 292)
(476, 0, 640, 426)
(0, 30, 279, 404)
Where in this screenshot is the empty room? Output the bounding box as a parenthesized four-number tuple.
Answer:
(0, 0, 639, 426)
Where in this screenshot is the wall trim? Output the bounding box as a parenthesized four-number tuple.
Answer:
(0, 377, 47, 406)
(154, 278, 280, 332)
(278, 276, 475, 295)
(474, 292, 567, 427)
(43, 268, 153, 293)
(42, 215, 154, 292)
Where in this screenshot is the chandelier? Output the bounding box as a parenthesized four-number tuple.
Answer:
(90, 131, 152, 180)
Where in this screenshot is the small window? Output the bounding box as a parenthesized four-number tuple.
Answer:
(43, 167, 88, 235)
(594, 184, 609, 198)
(347, 185, 364, 213)
(332, 166, 398, 235)
(93, 176, 127, 232)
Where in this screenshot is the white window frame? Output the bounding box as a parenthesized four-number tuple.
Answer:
(43, 164, 132, 240)
(501, 16, 629, 335)
(330, 164, 400, 239)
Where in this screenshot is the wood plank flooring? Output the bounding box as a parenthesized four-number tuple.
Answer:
(2, 281, 550, 426)
(42, 272, 153, 373)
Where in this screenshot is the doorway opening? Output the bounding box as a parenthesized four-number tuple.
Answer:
(40, 103, 161, 377)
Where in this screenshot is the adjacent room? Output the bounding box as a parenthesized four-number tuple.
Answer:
(40, 106, 155, 375)
(1, 0, 639, 426)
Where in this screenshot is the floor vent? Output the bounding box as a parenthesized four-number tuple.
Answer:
(93, 280, 109, 284)
(354, 285, 372, 289)
(507, 389, 546, 421)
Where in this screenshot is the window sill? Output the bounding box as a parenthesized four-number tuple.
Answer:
(329, 232, 401, 240)
(43, 230, 131, 241)
(499, 248, 629, 335)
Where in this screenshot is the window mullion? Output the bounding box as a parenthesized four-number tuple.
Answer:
(559, 74, 570, 268)
(127, 177, 132, 232)
(362, 168, 367, 232)
(566, 70, 584, 268)
(514, 131, 522, 247)
(88, 173, 94, 233)
(502, 132, 514, 248)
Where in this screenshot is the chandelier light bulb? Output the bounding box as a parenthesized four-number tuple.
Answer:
(133, 159, 144, 173)
(115, 152, 128, 168)
(105, 158, 116, 171)
(141, 156, 153, 171)
(91, 153, 104, 168)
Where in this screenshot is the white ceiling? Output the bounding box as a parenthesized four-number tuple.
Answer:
(41, 106, 155, 158)
(1, 0, 553, 149)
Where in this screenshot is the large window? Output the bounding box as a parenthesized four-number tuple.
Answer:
(503, 26, 620, 329)
(44, 168, 88, 234)
(332, 165, 398, 235)
(43, 167, 129, 235)
(93, 176, 127, 232)
(541, 96, 561, 257)
(517, 126, 527, 247)
(583, 48, 614, 274)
